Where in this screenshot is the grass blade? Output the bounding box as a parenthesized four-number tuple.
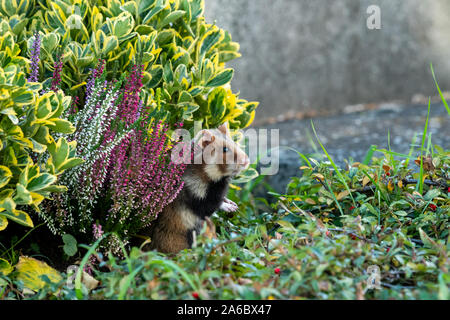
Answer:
(311, 121, 356, 207)
(417, 98, 431, 194)
(430, 63, 450, 116)
(405, 133, 417, 168)
(363, 145, 377, 166)
(75, 233, 109, 300)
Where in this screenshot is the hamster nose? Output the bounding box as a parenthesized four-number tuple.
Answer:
(241, 157, 250, 168)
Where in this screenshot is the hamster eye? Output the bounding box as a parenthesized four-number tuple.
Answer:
(223, 147, 229, 153)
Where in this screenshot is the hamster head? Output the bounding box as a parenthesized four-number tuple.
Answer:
(194, 122, 250, 181)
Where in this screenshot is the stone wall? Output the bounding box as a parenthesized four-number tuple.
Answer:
(204, 0, 450, 120)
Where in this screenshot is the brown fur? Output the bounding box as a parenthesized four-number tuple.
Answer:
(143, 199, 200, 253)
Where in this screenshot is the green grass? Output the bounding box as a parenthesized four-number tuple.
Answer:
(311, 121, 357, 207)
(1, 120, 447, 300)
(431, 63, 450, 116)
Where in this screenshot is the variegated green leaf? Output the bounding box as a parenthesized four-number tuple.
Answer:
(0, 209, 33, 228)
(0, 166, 12, 188)
(206, 69, 234, 88)
(15, 256, 62, 291)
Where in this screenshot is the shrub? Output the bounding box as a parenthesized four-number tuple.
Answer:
(0, 31, 82, 231)
(0, 0, 259, 130)
(41, 61, 186, 254)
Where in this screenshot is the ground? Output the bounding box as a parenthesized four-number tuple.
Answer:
(256, 101, 450, 192)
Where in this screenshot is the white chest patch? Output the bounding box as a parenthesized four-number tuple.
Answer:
(183, 173, 208, 199)
(179, 206, 202, 230)
(204, 164, 225, 182)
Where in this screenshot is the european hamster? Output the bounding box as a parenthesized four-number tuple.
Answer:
(142, 122, 250, 253)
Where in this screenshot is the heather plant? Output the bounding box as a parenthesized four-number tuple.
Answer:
(0, 0, 259, 131)
(50, 54, 63, 92)
(0, 31, 82, 232)
(27, 31, 40, 83)
(41, 62, 186, 254)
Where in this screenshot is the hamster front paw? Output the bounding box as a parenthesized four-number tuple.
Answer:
(220, 198, 239, 212)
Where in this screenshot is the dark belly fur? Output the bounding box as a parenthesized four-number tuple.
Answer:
(184, 176, 230, 219)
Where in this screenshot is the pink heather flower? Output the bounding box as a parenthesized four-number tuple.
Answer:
(107, 121, 186, 231)
(86, 59, 105, 100)
(70, 96, 79, 114)
(50, 55, 63, 91)
(92, 223, 104, 240)
(44, 63, 186, 250)
(28, 31, 41, 83)
(116, 64, 144, 126)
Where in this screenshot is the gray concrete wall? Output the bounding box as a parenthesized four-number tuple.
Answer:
(204, 0, 450, 120)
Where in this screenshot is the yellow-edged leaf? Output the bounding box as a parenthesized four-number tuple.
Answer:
(0, 215, 8, 231)
(0, 165, 12, 188)
(15, 256, 62, 291)
(70, 82, 87, 91)
(0, 258, 13, 276)
(1, 209, 34, 227)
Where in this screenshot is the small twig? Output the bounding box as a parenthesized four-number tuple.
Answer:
(381, 282, 417, 290)
(410, 239, 424, 245)
(402, 178, 448, 189)
(327, 228, 375, 243)
(355, 178, 448, 194)
(208, 236, 245, 252)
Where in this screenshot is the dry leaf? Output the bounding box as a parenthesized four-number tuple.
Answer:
(336, 190, 350, 200)
(312, 173, 325, 181)
(238, 278, 253, 285)
(81, 271, 99, 291)
(203, 217, 217, 240)
(147, 277, 159, 291)
(318, 281, 330, 291)
(362, 176, 371, 187)
(415, 156, 435, 172)
(387, 180, 394, 192)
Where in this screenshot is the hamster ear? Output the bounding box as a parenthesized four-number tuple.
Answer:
(218, 122, 230, 135)
(197, 130, 215, 148)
